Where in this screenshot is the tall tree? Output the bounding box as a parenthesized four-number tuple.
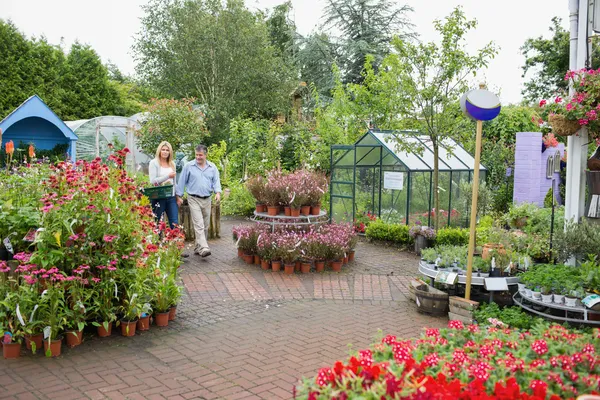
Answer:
(295, 33, 339, 100)
(381, 7, 497, 229)
(521, 17, 600, 102)
(60, 42, 120, 120)
(321, 0, 414, 84)
(133, 0, 296, 141)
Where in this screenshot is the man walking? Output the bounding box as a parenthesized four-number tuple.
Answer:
(176, 145, 221, 257)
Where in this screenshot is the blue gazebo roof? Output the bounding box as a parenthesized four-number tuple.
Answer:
(0, 95, 77, 160)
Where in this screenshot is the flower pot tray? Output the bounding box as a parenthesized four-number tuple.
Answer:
(513, 292, 600, 326)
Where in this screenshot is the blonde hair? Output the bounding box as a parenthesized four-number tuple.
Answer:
(155, 141, 176, 170)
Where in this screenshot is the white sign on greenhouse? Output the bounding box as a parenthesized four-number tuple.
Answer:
(384, 171, 404, 190)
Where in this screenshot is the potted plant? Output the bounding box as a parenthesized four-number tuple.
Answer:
(39, 279, 67, 357)
(167, 278, 182, 321)
(245, 175, 267, 213)
(152, 274, 172, 327)
(409, 225, 436, 255)
(90, 272, 118, 338)
(256, 232, 273, 270)
(119, 287, 141, 337)
(0, 292, 25, 359)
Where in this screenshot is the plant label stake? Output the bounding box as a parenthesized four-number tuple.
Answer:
(460, 84, 501, 300)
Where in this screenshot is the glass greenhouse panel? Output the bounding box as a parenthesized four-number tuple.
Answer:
(380, 168, 407, 224)
(332, 148, 354, 167)
(331, 197, 354, 223)
(331, 182, 354, 197)
(356, 145, 382, 166)
(408, 172, 432, 225)
(331, 167, 353, 185)
(355, 167, 380, 216)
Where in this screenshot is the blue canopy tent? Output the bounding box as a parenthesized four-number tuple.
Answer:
(0, 95, 77, 161)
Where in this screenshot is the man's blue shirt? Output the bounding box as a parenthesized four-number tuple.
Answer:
(176, 160, 222, 197)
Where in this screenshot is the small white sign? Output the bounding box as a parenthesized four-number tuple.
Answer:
(484, 278, 509, 292)
(384, 172, 404, 190)
(435, 271, 458, 285)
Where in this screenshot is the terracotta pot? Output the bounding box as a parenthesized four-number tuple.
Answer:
(482, 243, 505, 260)
(155, 312, 170, 327)
(290, 208, 301, 217)
(311, 205, 321, 215)
(169, 306, 177, 321)
(260, 259, 270, 270)
(255, 204, 266, 213)
(284, 206, 291, 216)
(331, 260, 343, 272)
(253, 255, 260, 265)
(301, 262, 311, 273)
(243, 254, 254, 264)
(295, 261, 301, 272)
(315, 260, 325, 272)
(97, 321, 113, 337)
(348, 250, 355, 262)
(3, 342, 21, 359)
(237, 248, 244, 257)
(267, 206, 278, 216)
(271, 260, 282, 272)
(137, 315, 150, 331)
(301, 206, 311, 216)
(284, 263, 295, 275)
(25, 333, 43, 353)
(65, 330, 83, 348)
(343, 256, 349, 264)
(121, 320, 137, 337)
(43, 338, 62, 357)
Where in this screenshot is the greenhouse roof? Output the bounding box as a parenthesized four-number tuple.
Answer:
(345, 129, 486, 172)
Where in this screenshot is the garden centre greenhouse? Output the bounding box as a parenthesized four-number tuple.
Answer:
(65, 115, 151, 171)
(330, 130, 487, 228)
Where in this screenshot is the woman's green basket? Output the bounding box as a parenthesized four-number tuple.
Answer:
(142, 184, 174, 200)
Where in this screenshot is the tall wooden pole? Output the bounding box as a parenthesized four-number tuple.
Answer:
(465, 118, 483, 300)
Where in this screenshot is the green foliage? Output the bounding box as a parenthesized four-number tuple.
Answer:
(435, 227, 469, 246)
(221, 182, 256, 217)
(521, 17, 600, 102)
(321, 0, 414, 85)
(134, 0, 296, 139)
(0, 20, 144, 120)
(365, 219, 412, 245)
(490, 180, 513, 214)
(554, 219, 600, 263)
(136, 98, 208, 156)
(474, 302, 543, 330)
(228, 117, 282, 181)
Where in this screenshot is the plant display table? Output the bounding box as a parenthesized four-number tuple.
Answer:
(418, 260, 521, 287)
(251, 210, 329, 232)
(513, 292, 600, 326)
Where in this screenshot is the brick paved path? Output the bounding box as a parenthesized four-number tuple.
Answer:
(0, 218, 446, 400)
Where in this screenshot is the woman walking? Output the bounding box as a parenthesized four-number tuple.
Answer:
(149, 141, 179, 229)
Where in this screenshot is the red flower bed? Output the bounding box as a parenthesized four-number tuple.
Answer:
(296, 321, 600, 399)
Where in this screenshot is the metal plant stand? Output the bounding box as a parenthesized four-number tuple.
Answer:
(513, 292, 600, 326)
(251, 211, 329, 232)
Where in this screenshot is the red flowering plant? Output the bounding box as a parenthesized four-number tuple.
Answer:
(539, 68, 600, 138)
(354, 211, 377, 233)
(296, 321, 600, 399)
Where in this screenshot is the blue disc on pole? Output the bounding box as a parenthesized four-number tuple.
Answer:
(460, 88, 501, 121)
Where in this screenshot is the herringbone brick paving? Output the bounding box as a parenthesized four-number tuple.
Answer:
(0, 218, 446, 400)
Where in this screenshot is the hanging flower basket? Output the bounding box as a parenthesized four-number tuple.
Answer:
(548, 114, 580, 137)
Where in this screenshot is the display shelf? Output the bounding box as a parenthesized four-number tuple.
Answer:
(513, 292, 600, 326)
(418, 260, 520, 287)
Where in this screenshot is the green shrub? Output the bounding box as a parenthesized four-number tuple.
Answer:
(473, 302, 544, 330)
(365, 219, 412, 245)
(221, 183, 255, 217)
(435, 227, 469, 246)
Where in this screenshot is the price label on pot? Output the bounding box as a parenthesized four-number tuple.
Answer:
(43, 326, 51, 339)
(384, 172, 404, 190)
(3, 237, 14, 254)
(582, 294, 600, 309)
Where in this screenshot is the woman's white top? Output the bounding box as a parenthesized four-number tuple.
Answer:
(149, 158, 176, 196)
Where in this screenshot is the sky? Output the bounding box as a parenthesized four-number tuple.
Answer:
(2, 0, 570, 104)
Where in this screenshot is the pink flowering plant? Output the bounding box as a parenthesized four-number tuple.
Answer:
(542, 133, 559, 148)
(539, 68, 600, 138)
(296, 321, 600, 399)
(409, 225, 437, 240)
